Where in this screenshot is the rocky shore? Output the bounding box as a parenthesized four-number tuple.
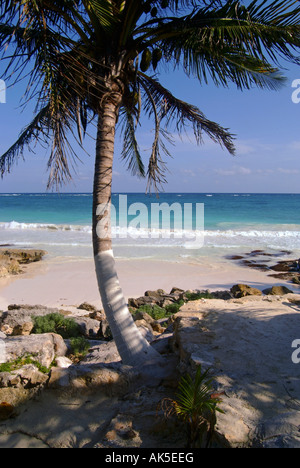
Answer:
(1, 282, 300, 448)
(227, 249, 300, 284)
(0, 248, 47, 278)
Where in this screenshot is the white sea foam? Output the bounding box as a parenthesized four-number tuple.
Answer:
(1, 220, 300, 259)
(1, 221, 300, 239)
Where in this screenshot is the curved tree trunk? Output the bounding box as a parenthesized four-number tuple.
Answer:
(92, 96, 160, 367)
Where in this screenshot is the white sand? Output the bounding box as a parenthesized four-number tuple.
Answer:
(0, 254, 298, 310)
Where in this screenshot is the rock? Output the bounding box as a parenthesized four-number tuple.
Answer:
(144, 290, 164, 300)
(0, 266, 8, 278)
(7, 259, 21, 275)
(133, 311, 165, 334)
(78, 302, 97, 313)
(292, 276, 300, 285)
(0, 364, 49, 390)
(170, 316, 216, 369)
(230, 284, 262, 298)
(89, 310, 105, 321)
(0, 248, 46, 265)
(0, 306, 109, 340)
(0, 313, 33, 336)
(0, 249, 46, 279)
(72, 317, 101, 339)
(0, 307, 61, 337)
(49, 364, 134, 397)
(263, 286, 294, 296)
(133, 311, 154, 324)
(79, 341, 120, 365)
(135, 320, 154, 342)
(4, 333, 68, 368)
(210, 290, 232, 300)
(14, 365, 49, 388)
(55, 356, 73, 369)
(0, 402, 15, 421)
(128, 296, 158, 308)
(160, 298, 175, 308)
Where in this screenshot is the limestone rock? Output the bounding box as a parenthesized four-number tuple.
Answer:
(0, 402, 15, 421)
(72, 317, 101, 339)
(0, 249, 46, 279)
(0, 248, 46, 265)
(0, 364, 49, 390)
(230, 284, 262, 298)
(262, 285, 294, 296)
(0, 307, 60, 337)
(78, 302, 97, 313)
(170, 316, 216, 368)
(4, 333, 67, 368)
(55, 356, 73, 369)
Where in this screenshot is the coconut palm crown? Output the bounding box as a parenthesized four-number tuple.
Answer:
(1, 0, 300, 366)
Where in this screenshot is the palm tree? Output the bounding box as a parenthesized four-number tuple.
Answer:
(0, 0, 300, 366)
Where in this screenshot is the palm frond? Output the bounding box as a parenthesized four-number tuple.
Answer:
(119, 108, 145, 178)
(0, 104, 51, 177)
(136, 0, 300, 89)
(139, 72, 235, 152)
(138, 71, 235, 191)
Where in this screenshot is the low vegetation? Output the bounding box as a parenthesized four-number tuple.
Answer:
(0, 353, 52, 374)
(69, 337, 90, 359)
(161, 366, 224, 448)
(131, 291, 214, 321)
(31, 313, 81, 339)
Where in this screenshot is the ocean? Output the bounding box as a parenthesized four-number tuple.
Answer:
(0, 193, 300, 263)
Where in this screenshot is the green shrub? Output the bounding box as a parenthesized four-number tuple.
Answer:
(165, 300, 184, 315)
(137, 304, 168, 320)
(32, 313, 81, 339)
(161, 366, 224, 448)
(69, 337, 90, 357)
(184, 291, 213, 302)
(0, 354, 51, 374)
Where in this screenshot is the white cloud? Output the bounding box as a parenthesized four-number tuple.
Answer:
(214, 166, 252, 176)
(180, 168, 197, 177)
(277, 167, 300, 174)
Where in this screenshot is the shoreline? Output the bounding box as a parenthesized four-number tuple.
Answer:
(0, 252, 299, 310)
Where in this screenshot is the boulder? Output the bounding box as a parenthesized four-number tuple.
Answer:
(128, 296, 159, 308)
(0, 365, 49, 389)
(134, 320, 154, 342)
(230, 284, 262, 298)
(0, 249, 46, 279)
(0, 266, 9, 278)
(4, 333, 68, 368)
(170, 316, 216, 368)
(262, 286, 294, 296)
(0, 306, 61, 337)
(55, 356, 73, 369)
(170, 287, 185, 295)
(78, 302, 97, 313)
(133, 311, 165, 334)
(0, 248, 46, 265)
(0, 402, 15, 421)
(72, 317, 101, 339)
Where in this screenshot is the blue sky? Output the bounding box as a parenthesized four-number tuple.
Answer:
(0, 59, 300, 193)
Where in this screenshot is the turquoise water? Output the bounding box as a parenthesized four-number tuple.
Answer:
(0, 193, 300, 260)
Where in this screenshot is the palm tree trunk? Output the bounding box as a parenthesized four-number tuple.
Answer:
(93, 96, 159, 367)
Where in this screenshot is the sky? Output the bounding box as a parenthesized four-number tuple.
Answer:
(0, 53, 300, 193)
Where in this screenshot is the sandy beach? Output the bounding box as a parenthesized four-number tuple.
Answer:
(0, 253, 299, 310)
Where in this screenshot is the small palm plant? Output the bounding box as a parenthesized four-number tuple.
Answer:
(162, 366, 224, 448)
